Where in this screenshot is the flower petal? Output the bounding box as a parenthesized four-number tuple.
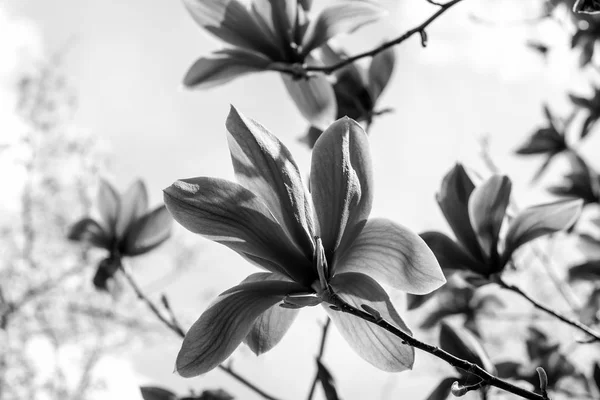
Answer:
(300, 2, 387, 56)
(175, 279, 306, 377)
(164, 177, 314, 284)
(310, 117, 373, 256)
(324, 272, 414, 372)
(439, 322, 496, 376)
(468, 175, 511, 259)
(122, 206, 172, 256)
(240, 272, 300, 355)
(226, 106, 315, 257)
(436, 164, 484, 262)
(68, 218, 111, 250)
(281, 73, 337, 130)
(183, 48, 273, 89)
(420, 231, 489, 276)
(97, 179, 120, 234)
(116, 179, 149, 239)
(183, 0, 282, 60)
(252, 0, 297, 46)
(333, 218, 445, 294)
(368, 46, 395, 101)
(502, 199, 583, 266)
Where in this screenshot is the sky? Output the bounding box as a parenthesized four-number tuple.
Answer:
(1, 0, 595, 399)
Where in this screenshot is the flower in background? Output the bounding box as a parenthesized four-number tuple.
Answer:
(301, 44, 396, 148)
(549, 155, 600, 205)
(181, 0, 386, 128)
(421, 164, 581, 281)
(164, 106, 445, 376)
(68, 179, 172, 290)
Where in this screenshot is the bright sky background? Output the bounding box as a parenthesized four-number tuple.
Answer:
(2, 0, 596, 399)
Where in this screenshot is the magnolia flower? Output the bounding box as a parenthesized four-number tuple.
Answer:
(163, 106, 445, 376)
(182, 0, 386, 128)
(69, 179, 173, 290)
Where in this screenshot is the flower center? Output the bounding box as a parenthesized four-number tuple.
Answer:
(311, 236, 329, 294)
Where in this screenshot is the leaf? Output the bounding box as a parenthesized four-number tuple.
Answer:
(325, 272, 414, 372)
(281, 73, 337, 130)
(368, 46, 395, 101)
(439, 322, 496, 377)
(502, 199, 583, 265)
(122, 206, 173, 256)
(175, 279, 305, 377)
(468, 175, 511, 260)
(140, 386, 178, 400)
(184, 48, 273, 89)
(568, 260, 600, 282)
(425, 377, 455, 400)
(317, 360, 340, 400)
(300, 1, 386, 56)
(436, 164, 484, 262)
(333, 218, 446, 295)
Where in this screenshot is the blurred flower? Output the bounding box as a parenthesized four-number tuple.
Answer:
(164, 106, 445, 376)
(68, 179, 172, 290)
(574, 0, 600, 14)
(421, 164, 582, 280)
(300, 44, 396, 148)
(570, 87, 600, 138)
(550, 154, 600, 205)
(182, 0, 386, 128)
(140, 386, 233, 400)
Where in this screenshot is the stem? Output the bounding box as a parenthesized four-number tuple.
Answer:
(118, 263, 282, 400)
(304, 0, 464, 75)
(306, 319, 331, 400)
(497, 278, 600, 342)
(324, 292, 545, 400)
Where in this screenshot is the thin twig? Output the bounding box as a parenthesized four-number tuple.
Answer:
(497, 278, 600, 342)
(118, 262, 281, 400)
(306, 319, 331, 400)
(324, 292, 545, 400)
(304, 0, 464, 75)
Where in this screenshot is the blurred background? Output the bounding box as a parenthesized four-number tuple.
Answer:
(2, 0, 600, 399)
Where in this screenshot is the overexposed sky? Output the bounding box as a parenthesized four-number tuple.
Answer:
(1, 0, 594, 398)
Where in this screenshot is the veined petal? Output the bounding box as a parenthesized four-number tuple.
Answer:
(97, 179, 120, 235)
(420, 231, 489, 276)
(183, 0, 283, 60)
(175, 279, 305, 377)
(324, 272, 414, 372)
(333, 218, 445, 295)
(468, 175, 511, 259)
(68, 218, 111, 250)
(226, 106, 315, 257)
(310, 118, 373, 257)
(300, 2, 387, 56)
(184, 49, 273, 89)
(164, 177, 314, 283)
(436, 164, 484, 262)
(240, 272, 300, 355)
(122, 206, 172, 256)
(116, 179, 148, 239)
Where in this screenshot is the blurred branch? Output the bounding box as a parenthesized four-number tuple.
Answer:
(118, 261, 282, 400)
(306, 319, 331, 400)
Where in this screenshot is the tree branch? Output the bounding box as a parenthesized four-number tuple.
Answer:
(118, 262, 282, 400)
(306, 319, 331, 400)
(497, 278, 600, 342)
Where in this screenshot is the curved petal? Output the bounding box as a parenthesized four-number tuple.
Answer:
(183, 0, 282, 60)
(281, 73, 337, 130)
(175, 279, 306, 377)
(116, 179, 148, 239)
(240, 272, 300, 355)
(420, 231, 489, 276)
(97, 179, 120, 234)
(310, 117, 373, 256)
(333, 218, 445, 295)
(122, 206, 173, 256)
(368, 46, 395, 101)
(68, 218, 111, 250)
(252, 0, 297, 46)
(300, 2, 386, 56)
(226, 106, 315, 257)
(183, 49, 272, 89)
(436, 164, 483, 262)
(468, 175, 511, 259)
(324, 272, 414, 372)
(164, 177, 314, 284)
